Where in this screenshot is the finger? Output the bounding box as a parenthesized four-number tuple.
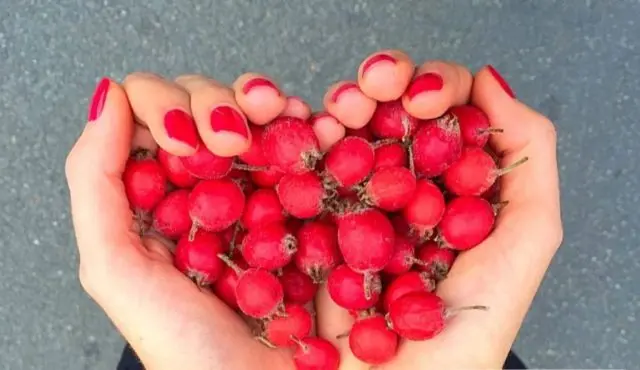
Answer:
(176, 75, 251, 157)
(66, 78, 141, 266)
(357, 49, 415, 102)
(472, 65, 560, 211)
(123, 72, 199, 157)
(401, 60, 472, 119)
(314, 284, 368, 370)
(323, 81, 377, 129)
(280, 96, 312, 119)
(403, 67, 562, 365)
(310, 112, 345, 151)
(232, 73, 287, 125)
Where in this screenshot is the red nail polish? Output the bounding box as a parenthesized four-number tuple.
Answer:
(210, 106, 249, 139)
(87, 78, 110, 121)
(331, 82, 359, 103)
(164, 109, 199, 148)
(487, 65, 516, 98)
(405, 73, 444, 100)
(362, 54, 397, 76)
(242, 78, 280, 95)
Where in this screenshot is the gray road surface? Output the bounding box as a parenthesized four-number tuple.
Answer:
(0, 0, 637, 369)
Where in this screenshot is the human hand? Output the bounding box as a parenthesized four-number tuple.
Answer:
(65, 72, 323, 370)
(311, 52, 563, 369)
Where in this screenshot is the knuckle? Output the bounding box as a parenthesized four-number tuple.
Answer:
(534, 116, 558, 144)
(64, 146, 82, 182)
(78, 260, 98, 297)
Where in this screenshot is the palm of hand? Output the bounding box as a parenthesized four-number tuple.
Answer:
(67, 53, 561, 370)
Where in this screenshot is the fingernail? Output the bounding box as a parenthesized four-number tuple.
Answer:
(331, 82, 359, 103)
(242, 78, 280, 96)
(210, 106, 249, 139)
(362, 54, 397, 76)
(487, 65, 516, 98)
(406, 73, 444, 100)
(87, 77, 110, 121)
(164, 109, 199, 149)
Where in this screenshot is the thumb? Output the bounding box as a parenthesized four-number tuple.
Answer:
(66, 78, 137, 264)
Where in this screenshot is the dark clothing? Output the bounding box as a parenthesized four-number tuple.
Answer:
(117, 343, 527, 369)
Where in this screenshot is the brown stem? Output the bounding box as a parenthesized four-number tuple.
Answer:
(492, 200, 510, 215)
(289, 335, 309, 353)
(217, 253, 243, 275)
(188, 222, 199, 242)
(232, 163, 270, 172)
(496, 156, 529, 176)
(228, 222, 241, 254)
(255, 336, 277, 349)
(444, 305, 489, 319)
(478, 127, 504, 135)
(373, 138, 400, 149)
(407, 143, 416, 177)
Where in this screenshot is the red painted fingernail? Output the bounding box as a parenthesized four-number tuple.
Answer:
(210, 106, 249, 139)
(362, 54, 397, 76)
(87, 77, 110, 121)
(164, 109, 199, 148)
(405, 73, 444, 100)
(242, 78, 280, 96)
(487, 65, 516, 98)
(331, 82, 359, 103)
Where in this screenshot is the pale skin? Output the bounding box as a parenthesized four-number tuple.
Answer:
(65, 49, 563, 370)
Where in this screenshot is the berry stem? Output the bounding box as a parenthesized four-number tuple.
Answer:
(496, 156, 529, 176)
(289, 335, 309, 353)
(407, 143, 415, 176)
(478, 127, 504, 134)
(188, 222, 199, 242)
(255, 336, 277, 349)
(232, 163, 270, 172)
(217, 253, 243, 275)
(444, 305, 489, 319)
(492, 200, 510, 215)
(228, 222, 241, 254)
(363, 272, 374, 300)
(373, 138, 400, 149)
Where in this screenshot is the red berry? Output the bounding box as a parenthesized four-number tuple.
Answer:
(277, 172, 325, 219)
(327, 265, 381, 310)
(235, 267, 284, 318)
(212, 255, 248, 309)
(443, 147, 528, 197)
(438, 196, 495, 250)
(415, 242, 456, 280)
(264, 303, 313, 348)
(374, 142, 407, 169)
(188, 179, 245, 232)
(291, 336, 340, 370)
(449, 104, 497, 147)
(295, 221, 341, 283)
(174, 230, 226, 286)
(123, 157, 167, 211)
(387, 291, 445, 340)
(382, 271, 435, 312)
(337, 208, 395, 274)
(412, 114, 462, 178)
(280, 264, 318, 305)
(156, 148, 198, 188)
(363, 166, 416, 211)
(239, 125, 269, 167)
(324, 136, 375, 188)
(370, 99, 418, 139)
(241, 189, 285, 229)
(152, 189, 191, 240)
(349, 315, 398, 365)
(262, 116, 321, 174)
(250, 167, 285, 188)
(180, 144, 233, 180)
(383, 235, 416, 275)
(241, 223, 297, 271)
(402, 179, 446, 238)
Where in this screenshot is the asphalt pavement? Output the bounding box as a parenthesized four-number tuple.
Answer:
(0, 0, 637, 369)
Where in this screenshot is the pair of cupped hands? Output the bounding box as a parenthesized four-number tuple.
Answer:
(65, 49, 563, 370)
